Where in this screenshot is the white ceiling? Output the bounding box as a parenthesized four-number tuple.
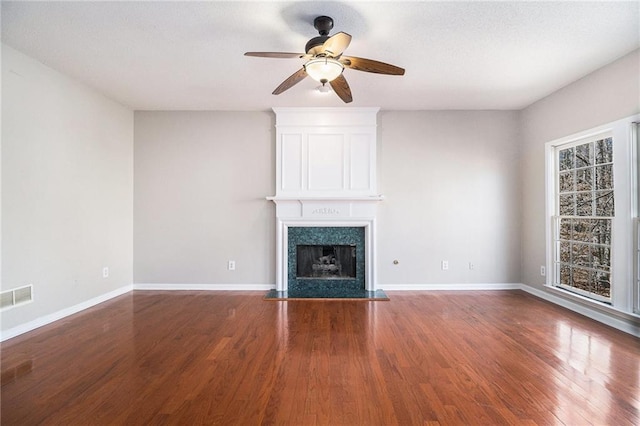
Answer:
(2, 1, 638, 111)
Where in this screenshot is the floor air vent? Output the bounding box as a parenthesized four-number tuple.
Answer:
(1, 285, 33, 310)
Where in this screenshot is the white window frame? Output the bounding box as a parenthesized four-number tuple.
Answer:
(633, 122, 640, 314)
(633, 216, 640, 315)
(545, 114, 639, 315)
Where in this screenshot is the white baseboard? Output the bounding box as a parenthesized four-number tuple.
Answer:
(382, 283, 522, 291)
(384, 283, 640, 337)
(519, 284, 640, 338)
(133, 283, 275, 291)
(0, 284, 133, 342)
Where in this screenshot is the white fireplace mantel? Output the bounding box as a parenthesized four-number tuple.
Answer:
(269, 197, 381, 292)
(266, 195, 383, 219)
(268, 108, 381, 292)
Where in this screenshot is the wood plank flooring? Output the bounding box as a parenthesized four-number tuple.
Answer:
(1, 290, 639, 425)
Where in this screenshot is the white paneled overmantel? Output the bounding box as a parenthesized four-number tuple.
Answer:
(268, 108, 382, 292)
(272, 107, 379, 198)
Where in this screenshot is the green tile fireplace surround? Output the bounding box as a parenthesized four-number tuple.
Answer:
(288, 226, 365, 293)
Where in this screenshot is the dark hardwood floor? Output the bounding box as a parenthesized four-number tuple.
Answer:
(1, 290, 639, 425)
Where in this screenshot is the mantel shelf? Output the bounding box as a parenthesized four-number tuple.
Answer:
(267, 195, 384, 202)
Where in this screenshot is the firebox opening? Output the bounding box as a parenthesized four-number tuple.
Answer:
(296, 245, 356, 280)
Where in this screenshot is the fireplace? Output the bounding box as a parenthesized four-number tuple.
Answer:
(267, 107, 381, 294)
(267, 216, 377, 293)
(296, 245, 356, 279)
(288, 226, 365, 293)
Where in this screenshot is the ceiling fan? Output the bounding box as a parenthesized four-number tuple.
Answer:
(245, 16, 405, 103)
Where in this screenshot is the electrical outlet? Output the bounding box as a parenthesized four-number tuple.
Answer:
(228, 261, 236, 271)
(469, 262, 474, 270)
(441, 260, 449, 270)
(540, 266, 546, 276)
(102, 267, 109, 278)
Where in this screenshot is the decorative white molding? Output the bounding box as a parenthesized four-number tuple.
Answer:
(267, 196, 384, 201)
(133, 283, 274, 291)
(272, 107, 379, 199)
(273, 107, 379, 127)
(0, 284, 133, 342)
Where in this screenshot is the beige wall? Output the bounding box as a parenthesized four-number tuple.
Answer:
(133, 111, 276, 285)
(377, 111, 521, 285)
(134, 110, 521, 287)
(1, 45, 134, 332)
(519, 49, 640, 291)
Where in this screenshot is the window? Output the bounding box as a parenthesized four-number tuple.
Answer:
(546, 114, 640, 317)
(554, 135, 614, 302)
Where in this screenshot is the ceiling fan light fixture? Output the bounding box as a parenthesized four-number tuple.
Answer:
(304, 57, 343, 84)
(246, 15, 403, 103)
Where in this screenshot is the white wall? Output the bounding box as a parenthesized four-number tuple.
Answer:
(520, 49, 640, 291)
(377, 111, 521, 286)
(133, 111, 276, 287)
(1, 45, 134, 332)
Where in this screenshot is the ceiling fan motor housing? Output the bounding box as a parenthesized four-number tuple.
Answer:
(314, 16, 333, 35)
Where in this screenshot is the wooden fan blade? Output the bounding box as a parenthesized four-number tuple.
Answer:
(341, 56, 405, 75)
(319, 32, 352, 57)
(245, 52, 306, 58)
(329, 74, 353, 103)
(272, 68, 308, 95)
